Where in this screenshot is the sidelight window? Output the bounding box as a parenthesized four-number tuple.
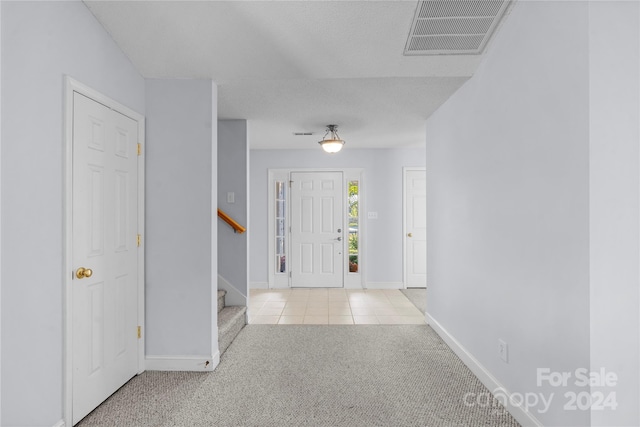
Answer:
(275, 181, 287, 273)
(348, 180, 359, 273)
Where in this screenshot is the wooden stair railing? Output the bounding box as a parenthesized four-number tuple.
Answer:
(217, 209, 246, 234)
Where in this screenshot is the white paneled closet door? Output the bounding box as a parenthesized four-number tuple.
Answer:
(72, 92, 139, 424)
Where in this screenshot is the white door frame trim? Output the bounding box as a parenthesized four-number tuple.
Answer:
(62, 77, 146, 424)
(0, 4, 3, 423)
(402, 166, 426, 289)
(267, 168, 364, 289)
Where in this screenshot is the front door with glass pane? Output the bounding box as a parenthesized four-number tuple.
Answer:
(290, 172, 344, 287)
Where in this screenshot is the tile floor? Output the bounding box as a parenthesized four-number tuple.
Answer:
(249, 288, 425, 325)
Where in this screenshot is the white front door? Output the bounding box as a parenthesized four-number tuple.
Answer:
(405, 169, 427, 288)
(72, 92, 140, 424)
(290, 171, 344, 287)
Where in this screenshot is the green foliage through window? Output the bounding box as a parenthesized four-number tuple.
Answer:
(348, 181, 359, 271)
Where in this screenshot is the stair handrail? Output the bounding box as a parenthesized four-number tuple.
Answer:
(217, 208, 246, 234)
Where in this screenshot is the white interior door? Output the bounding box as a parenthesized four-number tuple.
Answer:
(405, 169, 427, 288)
(72, 92, 139, 424)
(290, 171, 344, 287)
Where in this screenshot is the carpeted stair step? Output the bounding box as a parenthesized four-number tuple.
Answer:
(218, 305, 247, 355)
(217, 290, 226, 314)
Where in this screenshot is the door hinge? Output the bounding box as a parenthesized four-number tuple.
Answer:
(137, 326, 142, 339)
(289, 271, 292, 278)
(137, 234, 141, 247)
(137, 143, 142, 156)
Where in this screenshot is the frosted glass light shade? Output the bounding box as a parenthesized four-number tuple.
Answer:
(319, 139, 344, 153)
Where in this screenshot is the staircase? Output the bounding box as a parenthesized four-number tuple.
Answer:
(217, 290, 247, 355)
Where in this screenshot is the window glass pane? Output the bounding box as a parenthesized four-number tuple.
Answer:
(348, 181, 359, 273)
(276, 200, 285, 218)
(276, 181, 285, 199)
(276, 219, 285, 237)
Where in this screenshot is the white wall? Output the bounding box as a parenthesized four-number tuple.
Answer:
(1, 2, 145, 426)
(426, 1, 640, 426)
(218, 120, 249, 301)
(425, 1, 591, 426)
(250, 147, 425, 287)
(588, 2, 640, 425)
(145, 79, 217, 359)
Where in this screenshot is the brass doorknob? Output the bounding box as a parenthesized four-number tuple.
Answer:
(76, 267, 93, 279)
(407, 233, 413, 238)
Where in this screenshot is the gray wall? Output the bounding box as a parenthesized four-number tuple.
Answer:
(588, 2, 639, 425)
(250, 147, 426, 286)
(1, 2, 145, 425)
(425, 1, 589, 425)
(218, 120, 249, 297)
(145, 79, 216, 357)
(425, 1, 639, 426)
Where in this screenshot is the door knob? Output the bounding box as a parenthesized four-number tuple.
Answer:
(407, 233, 413, 238)
(335, 237, 342, 241)
(76, 267, 93, 279)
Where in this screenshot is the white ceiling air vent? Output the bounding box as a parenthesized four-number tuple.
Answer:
(404, 0, 511, 55)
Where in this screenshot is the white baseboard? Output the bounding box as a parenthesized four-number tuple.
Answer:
(425, 313, 542, 427)
(365, 282, 403, 289)
(145, 352, 220, 372)
(218, 274, 247, 306)
(250, 281, 268, 289)
(53, 420, 65, 427)
(252, 282, 401, 290)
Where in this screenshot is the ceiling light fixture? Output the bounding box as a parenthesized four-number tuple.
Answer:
(318, 124, 345, 153)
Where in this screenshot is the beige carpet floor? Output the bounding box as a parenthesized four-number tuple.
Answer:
(79, 325, 520, 427)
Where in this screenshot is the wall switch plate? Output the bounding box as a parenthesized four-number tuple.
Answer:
(227, 192, 235, 204)
(498, 339, 508, 363)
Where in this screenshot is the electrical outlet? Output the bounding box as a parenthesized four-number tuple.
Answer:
(227, 192, 235, 204)
(498, 339, 508, 363)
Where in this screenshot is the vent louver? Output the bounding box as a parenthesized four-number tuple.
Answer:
(404, 0, 511, 55)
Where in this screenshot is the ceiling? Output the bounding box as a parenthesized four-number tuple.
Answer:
(84, 1, 511, 150)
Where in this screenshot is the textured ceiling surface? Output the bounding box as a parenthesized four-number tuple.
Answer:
(85, 1, 506, 149)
